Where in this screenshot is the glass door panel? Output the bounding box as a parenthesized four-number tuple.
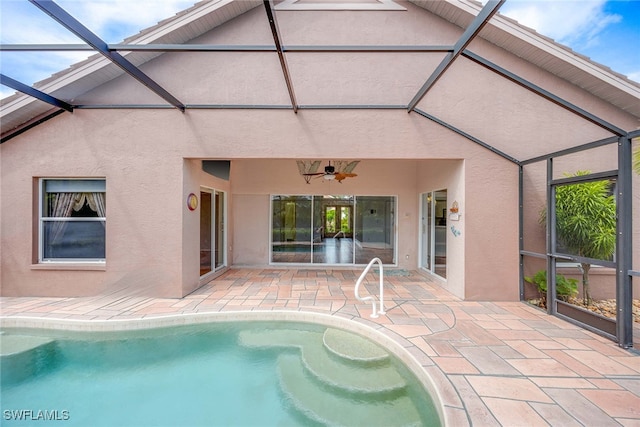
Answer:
(420, 193, 432, 270)
(312, 195, 324, 262)
(214, 191, 225, 269)
(315, 196, 354, 264)
(355, 196, 395, 264)
(200, 191, 212, 276)
(271, 195, 312, 263)
(420, 190, 447, 278)
(434, 190, 447, 278)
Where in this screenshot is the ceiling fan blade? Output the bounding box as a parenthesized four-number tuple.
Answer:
(334, 172, 357, 182)
(302, 172, 325, 176)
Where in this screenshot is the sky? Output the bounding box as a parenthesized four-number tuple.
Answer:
(0, 0, 639, 100)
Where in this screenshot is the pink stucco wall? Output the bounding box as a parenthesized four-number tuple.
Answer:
(0, 107, 521, 300)
(1, 2, 637, 301)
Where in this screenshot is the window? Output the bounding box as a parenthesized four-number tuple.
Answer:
(39, 179, 106, 262)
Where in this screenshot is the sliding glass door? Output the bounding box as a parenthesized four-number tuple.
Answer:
(271, 195, 395, 265)
(200, 188, 226, 276)
(420, 190, 447, 278)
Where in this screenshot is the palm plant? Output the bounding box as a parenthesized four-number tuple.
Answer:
(541, 171, 616, 305)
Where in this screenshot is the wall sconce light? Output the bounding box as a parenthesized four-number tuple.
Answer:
(187, 193, 198, 211)
(449, 201, 460, 221)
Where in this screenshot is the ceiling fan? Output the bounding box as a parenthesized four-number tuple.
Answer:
(300, 160, 358, 184)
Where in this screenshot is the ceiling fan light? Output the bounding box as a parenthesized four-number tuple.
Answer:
(324, 174, 335, 180)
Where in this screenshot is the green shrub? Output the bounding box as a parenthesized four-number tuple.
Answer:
(525, 270, 578, 302)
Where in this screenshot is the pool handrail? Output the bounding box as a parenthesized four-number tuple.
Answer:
(354, 257, 385, 318)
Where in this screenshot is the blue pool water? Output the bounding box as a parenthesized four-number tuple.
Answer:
(1, 322, 441, 426)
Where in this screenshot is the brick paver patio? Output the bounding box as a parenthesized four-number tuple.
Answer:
(1, 268, 639, 426)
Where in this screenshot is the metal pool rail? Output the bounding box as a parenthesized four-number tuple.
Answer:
(355, 257, 385, 318)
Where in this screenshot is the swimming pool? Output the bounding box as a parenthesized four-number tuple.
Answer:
(1, 318, 442, 426)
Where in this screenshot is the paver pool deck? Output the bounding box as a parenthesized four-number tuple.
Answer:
(1, 268, 639, 426)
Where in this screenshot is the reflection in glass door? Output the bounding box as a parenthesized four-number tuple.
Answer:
(200, 188, 226, 276)
(271, 196, 312, 263)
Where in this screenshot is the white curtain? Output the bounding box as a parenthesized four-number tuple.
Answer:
(47, 192, 105, 243)
(85, 192, 106, 217)
(48, 193, 76, 244)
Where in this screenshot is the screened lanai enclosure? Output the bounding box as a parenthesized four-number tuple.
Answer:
(520, 136, 639, 349)
(1, 0, 639, 348)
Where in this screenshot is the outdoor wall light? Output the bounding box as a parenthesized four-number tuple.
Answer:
(187, 193, 198, 211)
(449, 201, 460, 221)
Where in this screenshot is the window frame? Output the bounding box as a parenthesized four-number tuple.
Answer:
(38, 178, 106, 264)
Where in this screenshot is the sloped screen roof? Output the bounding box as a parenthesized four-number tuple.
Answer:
(1, 0, 639, 162)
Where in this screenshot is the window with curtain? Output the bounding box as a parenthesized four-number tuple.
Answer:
(40, 179, 106, 262)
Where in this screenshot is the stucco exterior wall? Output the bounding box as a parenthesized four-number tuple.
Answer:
(0, 111, 185, 297)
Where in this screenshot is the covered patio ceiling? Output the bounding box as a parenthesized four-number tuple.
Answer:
(1, 0, 639, 161)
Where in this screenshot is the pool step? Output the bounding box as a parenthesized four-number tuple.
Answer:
(239, 327, 420, 425)
(323, 327, 389, 365)
(0, 334, 57, 384)
(304, 336, 406, 396)
(239, 328, 406, 395)
(0, 333, 55, 357)
(278, 353, 422, 427)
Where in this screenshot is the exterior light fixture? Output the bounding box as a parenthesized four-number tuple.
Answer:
(187, 193, 198, 211)
(449, 201, 460, 221)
